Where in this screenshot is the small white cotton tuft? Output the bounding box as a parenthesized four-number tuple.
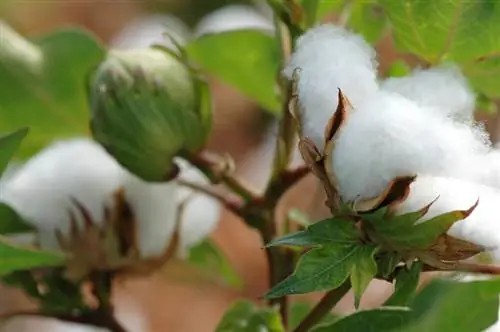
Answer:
(331, 91, 489, 202)
(122, 174, 178, 258)
(283, 24, 379, 149)
(174, 159, 221, 256)
(194, 4, 274, 36)
(111, 14, 192, 50)
(0, 138, 124, 249)
(381, 65, 476, 121)
(395, 176, 500, 260)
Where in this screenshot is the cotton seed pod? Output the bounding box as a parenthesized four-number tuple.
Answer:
(89, 48, 212, 182)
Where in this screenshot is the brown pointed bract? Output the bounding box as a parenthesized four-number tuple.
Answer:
(324, 89, 350, 144)
(355, 175, 417, 213)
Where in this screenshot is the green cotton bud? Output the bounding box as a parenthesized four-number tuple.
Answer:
(89, 48, 212, 182)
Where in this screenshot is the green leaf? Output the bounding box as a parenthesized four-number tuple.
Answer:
(288, 209, 311, 228)
(402, 204, 476, 249)
(0, 203, 35, 234)
(381, 1, 500, 98)
(289, 302, 338, 330)
(311, 307, 412, 332)
(0, 23, 105, 157)
(300, 0, 344, 22)
(385, 60, 411, 78)
(348, 1, 387, 43)
(385, 262, 422, 306)
(265, 244, 374, 299)
(0, 127, 28, 175)
(185, 30, 281, 114)
(0, 236, 65, 274)
(365, 200, 475, 250)
(404, 278, 500, 332)
(350, 245, 378, 308)
(376, 251, 402, 279)
(266, 218, 359, 248)
(188, 239, 242, 289)
(215, 301, 284, 332)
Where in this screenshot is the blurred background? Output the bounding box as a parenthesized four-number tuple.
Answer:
(2, 1, 500, 331)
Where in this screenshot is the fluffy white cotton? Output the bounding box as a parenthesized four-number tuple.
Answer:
(194, 4, 274, 36)
(332, 91, 490, 202)
(0, 138, 125, 249)
(381, 65, 476, 121)
(111, 14, 192, 50)
(0, 138, 220, 259)
(283, 24, 379, 149)
(122, 174, 178, 258)
(395, 176, 500, 260)
(174, 159, 221, 256)
(124, 158, 221, 258)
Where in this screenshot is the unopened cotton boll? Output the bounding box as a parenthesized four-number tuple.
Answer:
(194, 4, 274, 37)
(111, 14, 192, 50)
(0, 139, 125, 250)
(381, 65, 476, 121)
(395, 175, 500, 260)
(283, 24, 379, 149)
(332, 91, 490, 202)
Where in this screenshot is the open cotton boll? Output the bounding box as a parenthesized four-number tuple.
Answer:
(194, 4, 274, 37)
(283, 24, 379, 149)
(395, 175, 500, 260)
(332, 91, 490, 202)
(0, 138, 125, 250)
(381, 65, 476, 121)
(173, 158, 221, 256)
(111, 14, 192, 50)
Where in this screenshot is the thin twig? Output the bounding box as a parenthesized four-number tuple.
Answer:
(293, 280, 351, 332)
(185, 152, 256, 202)
(177, 179, 244, 217)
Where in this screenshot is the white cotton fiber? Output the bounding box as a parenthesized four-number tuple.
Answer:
(174, 158, 221, 256)
(111, 14, 192, 50)
(0, 138, 125, 250)
(283, 24, 379, 149)
(331, 91, 490, 202)
(194, 4, 274, 36)
(123, 174, 178, 258)
(395, 175, 500, 259)
(381, 65, 476, 121)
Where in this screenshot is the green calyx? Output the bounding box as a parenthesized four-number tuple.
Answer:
(89, 48, 211, 182)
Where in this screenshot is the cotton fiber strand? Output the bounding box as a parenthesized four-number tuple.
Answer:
(283, 24, 379, 149)
(331, 91, 489, 202)
(381, 65, 476, 121)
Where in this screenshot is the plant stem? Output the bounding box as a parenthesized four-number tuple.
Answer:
(293, 280, 351, 332)
(177, 179, 244, 216)
(186, 151, 256, 202)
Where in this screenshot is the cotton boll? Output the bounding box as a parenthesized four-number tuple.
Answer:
(174, 158, 221, 256)
(381, 65, 476, 121)
(395, 175, 500, 259)
(122, 174, 178, 258)
(332, 91, 489, 202)
(194, 4, 274, 37)
(111, 14, 192, 50)
(283, 24, 379, 149)
(0, 138, 125, 249)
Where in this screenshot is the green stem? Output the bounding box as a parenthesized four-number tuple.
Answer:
(293, 280, 352, 332)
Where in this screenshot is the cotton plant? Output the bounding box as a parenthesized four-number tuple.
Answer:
(5, 1, 500, 332)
